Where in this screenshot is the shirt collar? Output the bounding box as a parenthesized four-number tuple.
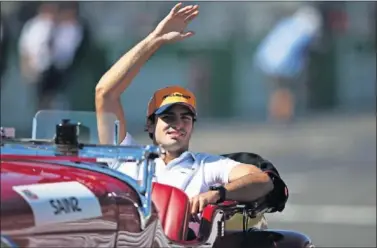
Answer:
(160, 151, 197, 169)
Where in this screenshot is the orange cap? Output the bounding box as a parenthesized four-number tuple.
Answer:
(147, 86, 197, 117)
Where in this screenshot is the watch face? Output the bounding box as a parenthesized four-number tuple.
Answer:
(209, 185, 226, 203)
(210, 186, 217, 190)
(210, 184, 221, 190)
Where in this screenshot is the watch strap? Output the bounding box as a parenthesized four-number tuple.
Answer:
(210, 185, 226, 203)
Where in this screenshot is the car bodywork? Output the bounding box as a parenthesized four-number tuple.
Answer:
(0, 110, 315, 248)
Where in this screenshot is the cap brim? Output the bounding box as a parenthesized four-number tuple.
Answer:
(155, 103, 196, 116)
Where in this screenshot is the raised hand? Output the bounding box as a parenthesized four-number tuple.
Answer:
(152, 3, 199, 43)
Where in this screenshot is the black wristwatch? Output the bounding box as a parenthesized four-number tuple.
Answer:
(210, 185, 227, 203)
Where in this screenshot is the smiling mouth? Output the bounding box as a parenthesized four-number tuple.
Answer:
(167, 131, 184, 137)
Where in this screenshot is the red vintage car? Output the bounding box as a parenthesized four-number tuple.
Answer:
(1, 110, 315, 248)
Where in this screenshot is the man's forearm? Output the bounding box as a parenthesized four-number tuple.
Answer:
(95, 32, 165, 144)
(223, 172, 274, 202)
(96, 33, 165, 98)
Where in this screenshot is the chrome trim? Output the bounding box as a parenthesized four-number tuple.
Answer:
(113, 120, 120, 145)
(31, 116, 37, 139)
(1, 235, 18, 248)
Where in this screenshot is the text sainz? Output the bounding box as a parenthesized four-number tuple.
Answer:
(49, 197, 82, 215)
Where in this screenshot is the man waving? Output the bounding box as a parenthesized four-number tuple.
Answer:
(95, 3, 274, 238)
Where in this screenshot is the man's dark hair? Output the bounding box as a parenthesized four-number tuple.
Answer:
(147, 115, 156, 140)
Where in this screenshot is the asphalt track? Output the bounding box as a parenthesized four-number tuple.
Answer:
(134, 111, 376, 247)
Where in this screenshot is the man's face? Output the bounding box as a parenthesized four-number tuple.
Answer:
(149, 104, 195, 152)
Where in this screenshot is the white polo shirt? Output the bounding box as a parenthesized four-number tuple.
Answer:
(111, 132, 240, 198)
(113, 132, 267, 232)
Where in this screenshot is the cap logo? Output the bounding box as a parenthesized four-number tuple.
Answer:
(163, 93, 191, 100)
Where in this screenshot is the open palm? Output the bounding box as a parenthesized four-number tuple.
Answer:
(153, 3, 199, 43)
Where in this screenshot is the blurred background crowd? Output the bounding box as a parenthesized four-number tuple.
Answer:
(0, 2, 376, 247)
(1, 1, 375, 136)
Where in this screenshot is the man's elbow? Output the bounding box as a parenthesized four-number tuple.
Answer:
(263, 174, 274, 195)
(95, 84, 112, 99)
(95, 73, 123, 100)
(95, 86, 107, 110)
(245, 171, 274, 200)
(95, 86, 118, 114)
(244, 168, 274, 196)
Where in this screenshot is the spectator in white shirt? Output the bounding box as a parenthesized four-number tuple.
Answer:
(18, 2, 85, 110)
